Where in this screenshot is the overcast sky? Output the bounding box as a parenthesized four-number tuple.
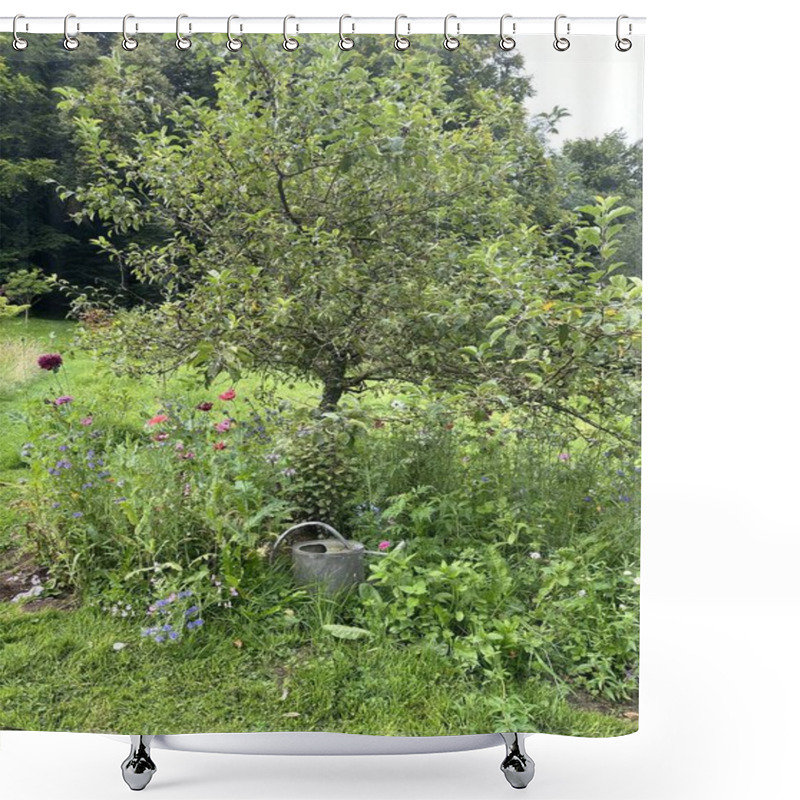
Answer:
(514, 35, 644, 147)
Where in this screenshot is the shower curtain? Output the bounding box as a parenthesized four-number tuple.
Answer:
(0, 28, 643, 739)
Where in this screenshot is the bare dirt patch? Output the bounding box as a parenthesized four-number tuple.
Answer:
(0, 547, 76, 612)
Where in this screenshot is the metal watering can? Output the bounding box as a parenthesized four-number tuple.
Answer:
(269, 521, 381, 596)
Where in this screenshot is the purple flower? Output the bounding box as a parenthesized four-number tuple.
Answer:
(54, 395, 74, 406)
(56, 459, 72, 470)
(178, 590, 193, 599)
(583, 496, 593, 502)
(619, 495, 632, 503)
(81, 483, 94, 490)
(557, 452, 570, 462)
(58, 445, 68, 452)
(281, 467, 296, 477)
(71, 511, 84, 518)
(169, 631, 179, 640)
(114, 497, 127, 503)
(37, 353, 63, 372)
(154, 635, 165, 643)
(51, 502, 60, 509)
(184, 606, 199, 616)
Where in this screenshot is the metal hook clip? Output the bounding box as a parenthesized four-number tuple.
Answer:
(338, 14, 355, 50)
(394, 15, 410, 51)
(443, 13, 460, 51)
(283, 15, 299, 51)
(615, 14, 632, 51)
(554, 14, 570, 52)
(227, 15, 243, 52)
(175, 14, 192, 50)
(121, 14, 138, 51)
(63, 13, 79, 51)
(12, 14, 28, 51)
(499, 14, 515, 51)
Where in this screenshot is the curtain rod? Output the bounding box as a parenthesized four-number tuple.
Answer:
(1, 16, 645, 37)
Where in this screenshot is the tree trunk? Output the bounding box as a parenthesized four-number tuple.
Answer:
(319, 380, 345, 412)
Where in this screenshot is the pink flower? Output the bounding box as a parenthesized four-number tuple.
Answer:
(378, 540, 391, 552)
(196, 401, 213, 412)
(180, 451, 196, 460)
(153, 432, 169, 442)
(37, 353, 63, 372)
(80, 416, 93, 426)
(213, 441, 227, 451)
(147, 414, 168, 426)
(54, 395, 73, 406)
(215, 419, 232, 433)
(557, 452, 570, 462)
(219, 389, 236, 401)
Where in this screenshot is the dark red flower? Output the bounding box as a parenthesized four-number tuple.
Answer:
(213, 441, 227, 451)
(37, 353, 63, 372)
(196, 401, 214, 412)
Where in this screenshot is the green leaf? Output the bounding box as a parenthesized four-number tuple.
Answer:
(321, 624, 373, 640)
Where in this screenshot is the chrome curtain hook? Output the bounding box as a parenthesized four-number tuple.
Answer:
(227, 15, 243, 51)
(443, 13, 460, 51)
(63, 13, 79, 51)
(499, 14, 515, 51)
(121, 14, 138, 51)
(338, 14, 355, 50)
(615, 14, 632, 51)
(283, 15, 299, 51)
(12, 14, 28, 51)
(553, 14, 570, 51)
(175, 14, 192, 50)
(394, 15, 410, 51)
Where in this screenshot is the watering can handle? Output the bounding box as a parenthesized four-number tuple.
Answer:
(269, 521, 352, 563)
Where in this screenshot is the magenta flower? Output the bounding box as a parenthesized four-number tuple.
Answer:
(215, 419, 232, 433)
(219, 389, 236, 401)
(54, 395, 74, 406)
(557, 452, 570, 462)
(80, 416, 93, 426)
(378, 540, 391, 552)
(37, 353, 63, 372)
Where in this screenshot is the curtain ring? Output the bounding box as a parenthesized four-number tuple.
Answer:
(227, 15, 243, 51)
(175, 14, 192, 50)
(338, 14, 355, 50)
(553, 14, 570, 51)
(63, 13, 79, 51)
(283, 15, 299, 51)
(499, 14, 515, 51)
(121, 14, 138, 51)
(443, 13, 460, 51)
(394, 15, 410, 51)
(12, 14, 28, 51)
(615, 14, 632, 51)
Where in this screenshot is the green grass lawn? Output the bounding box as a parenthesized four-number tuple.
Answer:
(0, 597, 634, 736)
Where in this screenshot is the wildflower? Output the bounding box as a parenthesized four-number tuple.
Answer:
(213, 441, 227, 451)
(183, 482, 191, 496)
(480, 476, 490, 483)
(174, 441, 185, 451)
(219, 389, 236, 401)
(97, 470, 111, 478)
(71, 511, 84, 519)
(281, 467, 297, 477)
(184, 606, 199, 616)
(153, 432, 169, 442)
(51, 502, 60, 509)
(633, 577, 641, 585)
(215, 419, 232, 433)
(48, 467, 61, 477)
(147, 414, 168, 426)
(81, 483, 94, 490)
(619, 604, 628, 611)
(56, 459, 72, 470)
(529, 552, 542, 560)
(583, 496, 593, 502)
(196, 401, 214, 411)
(180, 451, 196, 460)
(80, 416, 93, 426)
(265, 453, 281, 464)
(623, 570, 632, 576)
(169, 631, 179, 641)
(54, 395, 74, 406)
(378, 540, 391, 552)
(619, 495, 632, 503)
(112, 642, 127, 652)
(58, 445, 68, 452)
(577, 589, 587, 597)
(390, 400, 406, 410)
(178, 590, 193, 599)
(114, 497, 127, 504)
(557, 452, 570, 462)
(154, 635, 165, 643)
(38, 353, 63, 372)
(230, 587, 239, 597)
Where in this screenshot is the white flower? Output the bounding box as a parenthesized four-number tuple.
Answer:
(112, 642, 127, 652)
(633, 577, 641, 585)
(529, 551, 542, 560)
(619, 604, 628, 610)
(577, 589, 587, 597)
(623, 570, 632, 576)
(390, 400, 406, 410)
